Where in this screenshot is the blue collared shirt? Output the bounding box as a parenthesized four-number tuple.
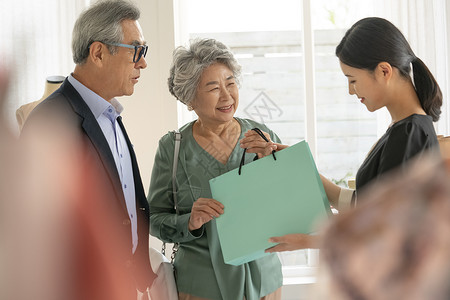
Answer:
(68, 75, 138, 253)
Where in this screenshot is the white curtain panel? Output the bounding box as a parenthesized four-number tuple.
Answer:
(0, 0, 90, 132)
(377, 0, 450, 134)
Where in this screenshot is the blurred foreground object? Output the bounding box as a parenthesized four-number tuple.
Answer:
(0, 61, 15, 300)
(0, 64, 73, 300)
(438, 135, 450, 159)
(317, 152, 450, 300)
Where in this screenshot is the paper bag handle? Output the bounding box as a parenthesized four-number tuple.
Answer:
(238, 128, 276, 175)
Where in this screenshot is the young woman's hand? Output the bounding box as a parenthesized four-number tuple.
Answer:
(265, 233, 319, 252)
(239, 130, 288, 158)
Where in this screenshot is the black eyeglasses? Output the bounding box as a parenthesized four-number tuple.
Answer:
(105, 43, 148, 63)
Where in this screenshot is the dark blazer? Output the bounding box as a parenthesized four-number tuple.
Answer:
(22, 79, 156, 300)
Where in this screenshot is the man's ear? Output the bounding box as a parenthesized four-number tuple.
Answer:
(88, 41, 106, 66)
(376, 62, 393, 81)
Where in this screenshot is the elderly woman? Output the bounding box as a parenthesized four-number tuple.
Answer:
(147, 38, 283, 299)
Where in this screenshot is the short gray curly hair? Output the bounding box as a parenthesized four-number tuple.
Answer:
(167, 38, 242, 105)
(72, 0, 140, 65)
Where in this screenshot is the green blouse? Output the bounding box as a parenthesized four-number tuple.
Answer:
(148, 117, 283, 300)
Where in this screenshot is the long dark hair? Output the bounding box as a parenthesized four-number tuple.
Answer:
(336, 17, 442, 121)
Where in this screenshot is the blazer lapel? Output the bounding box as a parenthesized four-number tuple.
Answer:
(60, 79, 127, 211)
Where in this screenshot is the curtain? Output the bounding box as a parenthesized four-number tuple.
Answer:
(0, 0, 90, 133)
(376, 0, 450, 134)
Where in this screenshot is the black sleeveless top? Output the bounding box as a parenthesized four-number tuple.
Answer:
(356, 114, 438, 192)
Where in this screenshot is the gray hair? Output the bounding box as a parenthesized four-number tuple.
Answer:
(72, 0, 140, 65)
(167, 38, 242, 105)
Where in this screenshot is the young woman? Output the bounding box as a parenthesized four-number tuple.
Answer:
(240, 17, 443, 252)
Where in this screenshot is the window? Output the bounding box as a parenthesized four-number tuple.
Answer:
(174, 0, 450, 285)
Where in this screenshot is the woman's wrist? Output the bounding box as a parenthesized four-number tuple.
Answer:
(188, 218, 195, 231)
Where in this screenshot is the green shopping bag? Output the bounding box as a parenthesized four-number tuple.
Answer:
(209, 140, 332, 266)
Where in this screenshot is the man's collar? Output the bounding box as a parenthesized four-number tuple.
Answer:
(68, 74, 124, 118)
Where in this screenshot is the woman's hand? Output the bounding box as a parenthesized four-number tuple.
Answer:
(239, 130, 288, 158)
(189, 198, 224, 231)
(265, 233, 319, 253)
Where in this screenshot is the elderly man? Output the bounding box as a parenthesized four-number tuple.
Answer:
(21, 1, 156, 299)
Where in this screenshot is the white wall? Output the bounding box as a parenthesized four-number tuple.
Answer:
(118, 0, 179, 249)
(121, 0, 178, 194)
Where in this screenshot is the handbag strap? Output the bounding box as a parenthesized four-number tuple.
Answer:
(162, 130, 181, 262)
(238, 127, 277, 175)
(172, 130, 181, 214)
